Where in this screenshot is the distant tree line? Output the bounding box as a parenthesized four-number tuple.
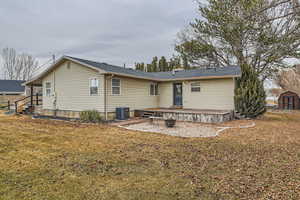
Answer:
(135, 56, 191, 72)
(0, 47, 39, 80)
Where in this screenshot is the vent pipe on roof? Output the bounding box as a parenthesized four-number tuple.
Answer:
(52, 54, 56, 64)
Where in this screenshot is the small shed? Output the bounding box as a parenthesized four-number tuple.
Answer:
(278, 91, 300, 110)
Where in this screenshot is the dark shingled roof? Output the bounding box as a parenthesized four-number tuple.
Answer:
(66, 56, 241, 80)
(0, 80, 25, 93)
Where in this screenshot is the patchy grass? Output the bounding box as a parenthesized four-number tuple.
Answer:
(0, 112, 299, 200)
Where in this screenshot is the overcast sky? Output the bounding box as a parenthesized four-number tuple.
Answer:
(0, 0, 198, 68)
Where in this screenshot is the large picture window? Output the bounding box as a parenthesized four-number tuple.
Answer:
(45, 82, 51, 97)
(112, 78, 121, 95)
(150, 83, 159, 96)
(90, 78, 99, 95)
(191, 82, 201, 92)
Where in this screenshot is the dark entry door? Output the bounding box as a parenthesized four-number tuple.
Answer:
(284, 96, 295, 110)
(173, 83, 183, 106)
(288, 97, 295, 110)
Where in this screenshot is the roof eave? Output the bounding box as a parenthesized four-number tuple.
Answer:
(101, 72, 241, 82)
(0, 92, 24, 94)
(159, 75, 240, 82)
(101, 72, 159, 81)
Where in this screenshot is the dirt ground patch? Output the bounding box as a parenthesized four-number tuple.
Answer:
(0, 111, 299, 200)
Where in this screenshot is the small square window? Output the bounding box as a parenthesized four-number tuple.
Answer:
(90, 78, 99, 95)
(112, 87, 120, 95)
(45, 82, 51, 97)
(112, 78, 121, 95)
(191, 82, 201, 92)
(150, 83, 159, 96)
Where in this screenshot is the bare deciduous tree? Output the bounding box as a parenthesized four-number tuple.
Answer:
(275, 65, 300, 94)
(1, 48, 18, 79)
(18, 54, 39, 80)
(1, 48, 39, 80)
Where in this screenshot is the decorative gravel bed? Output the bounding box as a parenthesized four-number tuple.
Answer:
(122, 120, 220, 138)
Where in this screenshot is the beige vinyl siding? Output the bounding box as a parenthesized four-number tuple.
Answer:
(42, 61, 104, 112)
(42, 73, 54, 110)
(158, 82, 173, 108)
(158, 79, 235, 110)
(41, 60, 235, 114)
(106, 76, 159, 112)
(183, 78, 235, 110)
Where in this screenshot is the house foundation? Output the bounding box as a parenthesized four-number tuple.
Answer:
(35, 109, 135, 121)
(135, 108, 234, 123)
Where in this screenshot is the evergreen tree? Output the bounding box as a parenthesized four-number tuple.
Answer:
(159, 56, 168, 72)
(135, 63, 140, 71)
(140, 63, 145, 72)
(135, 56, 187, 72)
(146, 64, 153, 72)
(168, 58, 176, 71)
(235, 64, 266, 118)
(173, 56, 181, 69)
(182, 55, 190, 70)
(151, 57, 158, 72)
(135, 62, 146, 72)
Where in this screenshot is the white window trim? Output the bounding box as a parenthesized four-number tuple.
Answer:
(191, 81, 201, 92)
(150, 83, 159, 96)
(45, 82, 52, 97)
(111, 78, 121, 96)
(89, 78, 100, 96)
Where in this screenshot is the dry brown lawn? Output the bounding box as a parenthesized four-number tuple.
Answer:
(0, 111, 299, 200)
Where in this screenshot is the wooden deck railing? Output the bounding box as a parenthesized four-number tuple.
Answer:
(14, 93, 42, 113)
(0, 101, 13, 110)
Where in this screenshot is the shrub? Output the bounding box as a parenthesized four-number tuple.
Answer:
(235, 64, 266, 118)
(80, 110, 102, 123)
(0, 104, 8, 110)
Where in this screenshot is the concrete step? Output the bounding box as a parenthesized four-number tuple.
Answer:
(142, 111, 155, 118)
(234, 112, 246, 119)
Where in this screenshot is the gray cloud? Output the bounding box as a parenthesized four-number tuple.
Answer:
(0, 0, 198, 67)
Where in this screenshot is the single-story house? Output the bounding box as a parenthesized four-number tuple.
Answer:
(24, 56, 241, 122)
(278, 91, 300, 110)
(0, 80, 26, 103)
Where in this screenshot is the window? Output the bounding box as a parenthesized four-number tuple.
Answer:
(90, 78, 99, 95)
(191, 82, 201, 92)
(150, 83, 159, 96)
(45, 82, 51, 97)
(112, 78, 121, 95)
